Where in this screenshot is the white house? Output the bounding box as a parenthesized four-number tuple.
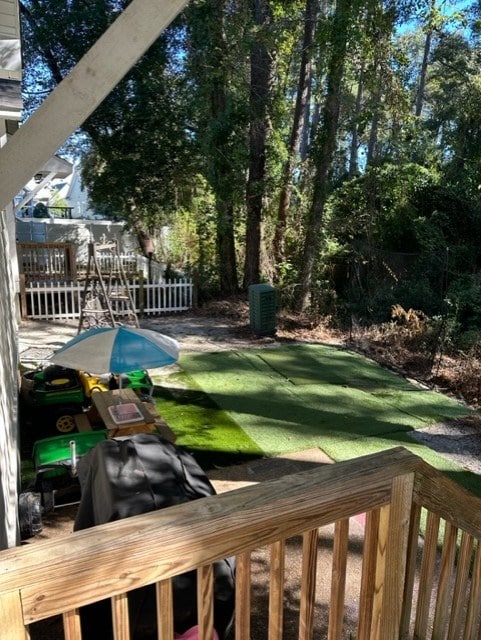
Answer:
(54, 163, 99, 219)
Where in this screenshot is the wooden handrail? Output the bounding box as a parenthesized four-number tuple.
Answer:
(1, 446, 481, 639)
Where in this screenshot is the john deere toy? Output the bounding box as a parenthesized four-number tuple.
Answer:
(20, 364, 153, 434)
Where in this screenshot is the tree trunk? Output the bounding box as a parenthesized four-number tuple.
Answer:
(348, 60, 364, 177)
(19, 0, 64, 85)
(295, 0, 354, 311)
(366, 79, 381, 166)
(243, 0, 275, 288)
(415, 19, 433, 117)
(273, 0, 318, 269)
(209, 0, 239, 295)
(217, 200, 239, 294)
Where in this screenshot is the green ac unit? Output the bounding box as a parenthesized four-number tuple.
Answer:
(249, 284, 276, 336)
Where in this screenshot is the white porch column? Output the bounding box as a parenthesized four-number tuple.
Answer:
(0, 118, 20, 549)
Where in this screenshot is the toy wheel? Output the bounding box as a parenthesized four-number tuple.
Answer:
(54, 408, 76, 433)
(18, 491, 42, 539)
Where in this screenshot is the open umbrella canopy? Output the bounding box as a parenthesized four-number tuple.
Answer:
(49, 326, 180, 374)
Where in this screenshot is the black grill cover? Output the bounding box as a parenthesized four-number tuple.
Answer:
(74, 434, 235, 639)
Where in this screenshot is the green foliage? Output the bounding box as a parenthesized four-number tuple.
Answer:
(446, 274, 481, 333)
(166, 178, 221, 299)
(80, 32, 199, 225)
(327, 162, 440, 251)
(19, 0, 481, 334)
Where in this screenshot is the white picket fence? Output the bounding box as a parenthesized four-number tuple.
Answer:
(20, 278, 193, 321)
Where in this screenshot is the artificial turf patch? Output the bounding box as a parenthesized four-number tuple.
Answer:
(258, 343, 414, 390)
(319, 431, 481, 498)
(151, 344, 477, 490)
(151, 374, 264, 470)
(178, 344, 471, 457)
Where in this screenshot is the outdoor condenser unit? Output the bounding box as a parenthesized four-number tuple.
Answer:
(249, 283, 276, 336)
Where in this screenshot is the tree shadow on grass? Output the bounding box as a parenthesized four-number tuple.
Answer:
(152, 385, 264, 471)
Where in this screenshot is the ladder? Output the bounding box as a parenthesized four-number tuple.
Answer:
(77, 240, 139, 333)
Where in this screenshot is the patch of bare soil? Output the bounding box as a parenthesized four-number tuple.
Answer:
(409, 415, 481, 474)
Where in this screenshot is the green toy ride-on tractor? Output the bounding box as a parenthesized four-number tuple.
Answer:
(20, 364, 153, 434)
(18, 430, 108, 539)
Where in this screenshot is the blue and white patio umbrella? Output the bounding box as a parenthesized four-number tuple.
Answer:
(49, 326, 179, 374)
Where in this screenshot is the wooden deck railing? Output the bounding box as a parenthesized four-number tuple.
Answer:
(2, 447, 481, 639)
(17, 242, 77, 282)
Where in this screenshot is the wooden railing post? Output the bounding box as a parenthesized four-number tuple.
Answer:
(357, 508, 381, 640)
(235, 552, 251, 640)
(197, 564, 215, 640)
(269, 539, 286, 640)
(0, 590, 26, 640)
(299, 528, 319, 640)
(328, 518, 349, 640)
(63, 608, 82, 640)
(375, 473, 415, 640)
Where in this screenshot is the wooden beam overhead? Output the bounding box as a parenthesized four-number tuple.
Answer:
(0, 0, 189, 211)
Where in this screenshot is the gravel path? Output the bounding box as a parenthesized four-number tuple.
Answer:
(410, 416, 481, 475)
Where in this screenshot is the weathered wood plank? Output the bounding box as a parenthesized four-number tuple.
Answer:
(112, 592, 130, 640)
(357, 508, 380, 640)
(328, 518, 349, 640)
(299, 528, 319, 640)
(414, 465, 481, 536)
(447, 530, 473, 639)
(156, 579, 174, 640)
(197, 565, 215, 640)
(0, 590, 26, 640)
(399, 501, 422, 638)
(371, 503, 390, 640)
(432, 521, 458, 637)
(378, 474, 415, 639)
(413, 510, 440, 637)
(268, 539, 285, 640)
(235, 552, 251, 640)
(62, 609, 81, 640)
(464, 539, 481, 639)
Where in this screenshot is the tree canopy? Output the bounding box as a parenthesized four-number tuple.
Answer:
(19, 0, 481, 341)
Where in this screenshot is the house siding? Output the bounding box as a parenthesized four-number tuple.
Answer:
(0, 0, 20, 39)
(0, 0, 21, 550)
(0, 211, 20, 549)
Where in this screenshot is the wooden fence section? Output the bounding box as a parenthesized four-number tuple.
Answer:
(2, 447, 481, 639)
(18, 242, 166, 282)
(19, 277, 193, 320)
(17, 242, 77, 282)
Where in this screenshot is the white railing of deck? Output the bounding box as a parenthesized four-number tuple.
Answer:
(21, 278, 193, 320)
